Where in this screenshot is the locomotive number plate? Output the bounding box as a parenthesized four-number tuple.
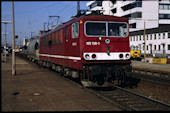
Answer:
(86, 41, 100, 45)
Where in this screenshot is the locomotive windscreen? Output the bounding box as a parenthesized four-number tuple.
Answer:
(86, 22, 106, 36)
(85, 21, 128, 37)
(108, 23, 128, 37)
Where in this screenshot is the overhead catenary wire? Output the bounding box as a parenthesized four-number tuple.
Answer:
(57, 2, 77, 23)
(54, 1, 74, 16)
(32, 1, 74, 31)
(14, 2, 61, 16)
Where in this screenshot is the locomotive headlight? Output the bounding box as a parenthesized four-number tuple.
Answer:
(92, 54, 96, 59)
(84, 54, 90, 60)
(119, 54, 123, 58)
(125, 54, 130, 58)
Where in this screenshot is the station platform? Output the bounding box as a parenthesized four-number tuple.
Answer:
(1, 54, 121, 111)
(131, 60, 170, 74)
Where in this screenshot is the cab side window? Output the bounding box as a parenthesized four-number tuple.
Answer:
(72, 22, 79, 39)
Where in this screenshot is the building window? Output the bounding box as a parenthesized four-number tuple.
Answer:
(140, 35, 141, 40)
(159, 4, 170, 10)
(158, 33, 161, 39)
(159, 14, 164, 19)
(154, 34, 157, 39)
(130, 23, 136, 28)
(164, 5, 168, 10)
(150, 34, 152, 40)
(121, 1, 142, 11)
(111, 0, 116, 5)
(90, 1, 102, 9)
(168, 32, 170, 38)
(111, 8, 117, 14)
(168, 45, 170, 50)
(163, 33, 165, 39)
(159, 4, 164, 9)
(158, 45, 161, 50)
(159, 14, 170, 19)
(136, 36, 138, 41)
(154, 45, 157, 50)
(147, 45, 148, 50)
(123, 12, 142, 19)
(131, 12, 142, 18)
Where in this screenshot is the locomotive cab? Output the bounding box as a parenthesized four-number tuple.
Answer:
(79, 15, 132, 87)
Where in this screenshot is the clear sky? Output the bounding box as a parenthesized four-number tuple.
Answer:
(1, 1, 89, 47)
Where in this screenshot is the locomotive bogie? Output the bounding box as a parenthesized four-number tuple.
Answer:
(80, 63, 132, 87)
(52, 64, 56, 70)
(63, 68, 72, 77)
(56, 65, 62, 73)
(72, 71, 79, 78)
(62, 67, 79, 79)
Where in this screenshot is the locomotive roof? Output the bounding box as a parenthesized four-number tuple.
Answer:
(40, 15, 128, 38)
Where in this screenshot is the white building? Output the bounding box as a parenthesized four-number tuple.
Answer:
(86, 0, 170, 58)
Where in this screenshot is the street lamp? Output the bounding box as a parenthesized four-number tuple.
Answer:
(1, 21, 12, 63)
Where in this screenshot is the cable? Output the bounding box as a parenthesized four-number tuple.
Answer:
(54, 1, 74, 15)
(28, 2, 73, 31)
(16, 2, 60, 15)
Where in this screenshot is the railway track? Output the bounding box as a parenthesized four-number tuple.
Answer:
(57, 73, 170, 111)
(91, 85, 170, 111)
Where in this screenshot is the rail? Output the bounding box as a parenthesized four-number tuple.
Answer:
(93, 85, 170, 111)
(130, 68, 170, 86)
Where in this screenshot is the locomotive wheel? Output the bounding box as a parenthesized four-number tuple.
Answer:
(96, 74, 105, 86)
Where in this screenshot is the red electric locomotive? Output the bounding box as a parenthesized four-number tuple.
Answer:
(39, 12, 132, 87)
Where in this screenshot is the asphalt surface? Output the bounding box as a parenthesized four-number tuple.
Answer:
(1, 54, 122, 111)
